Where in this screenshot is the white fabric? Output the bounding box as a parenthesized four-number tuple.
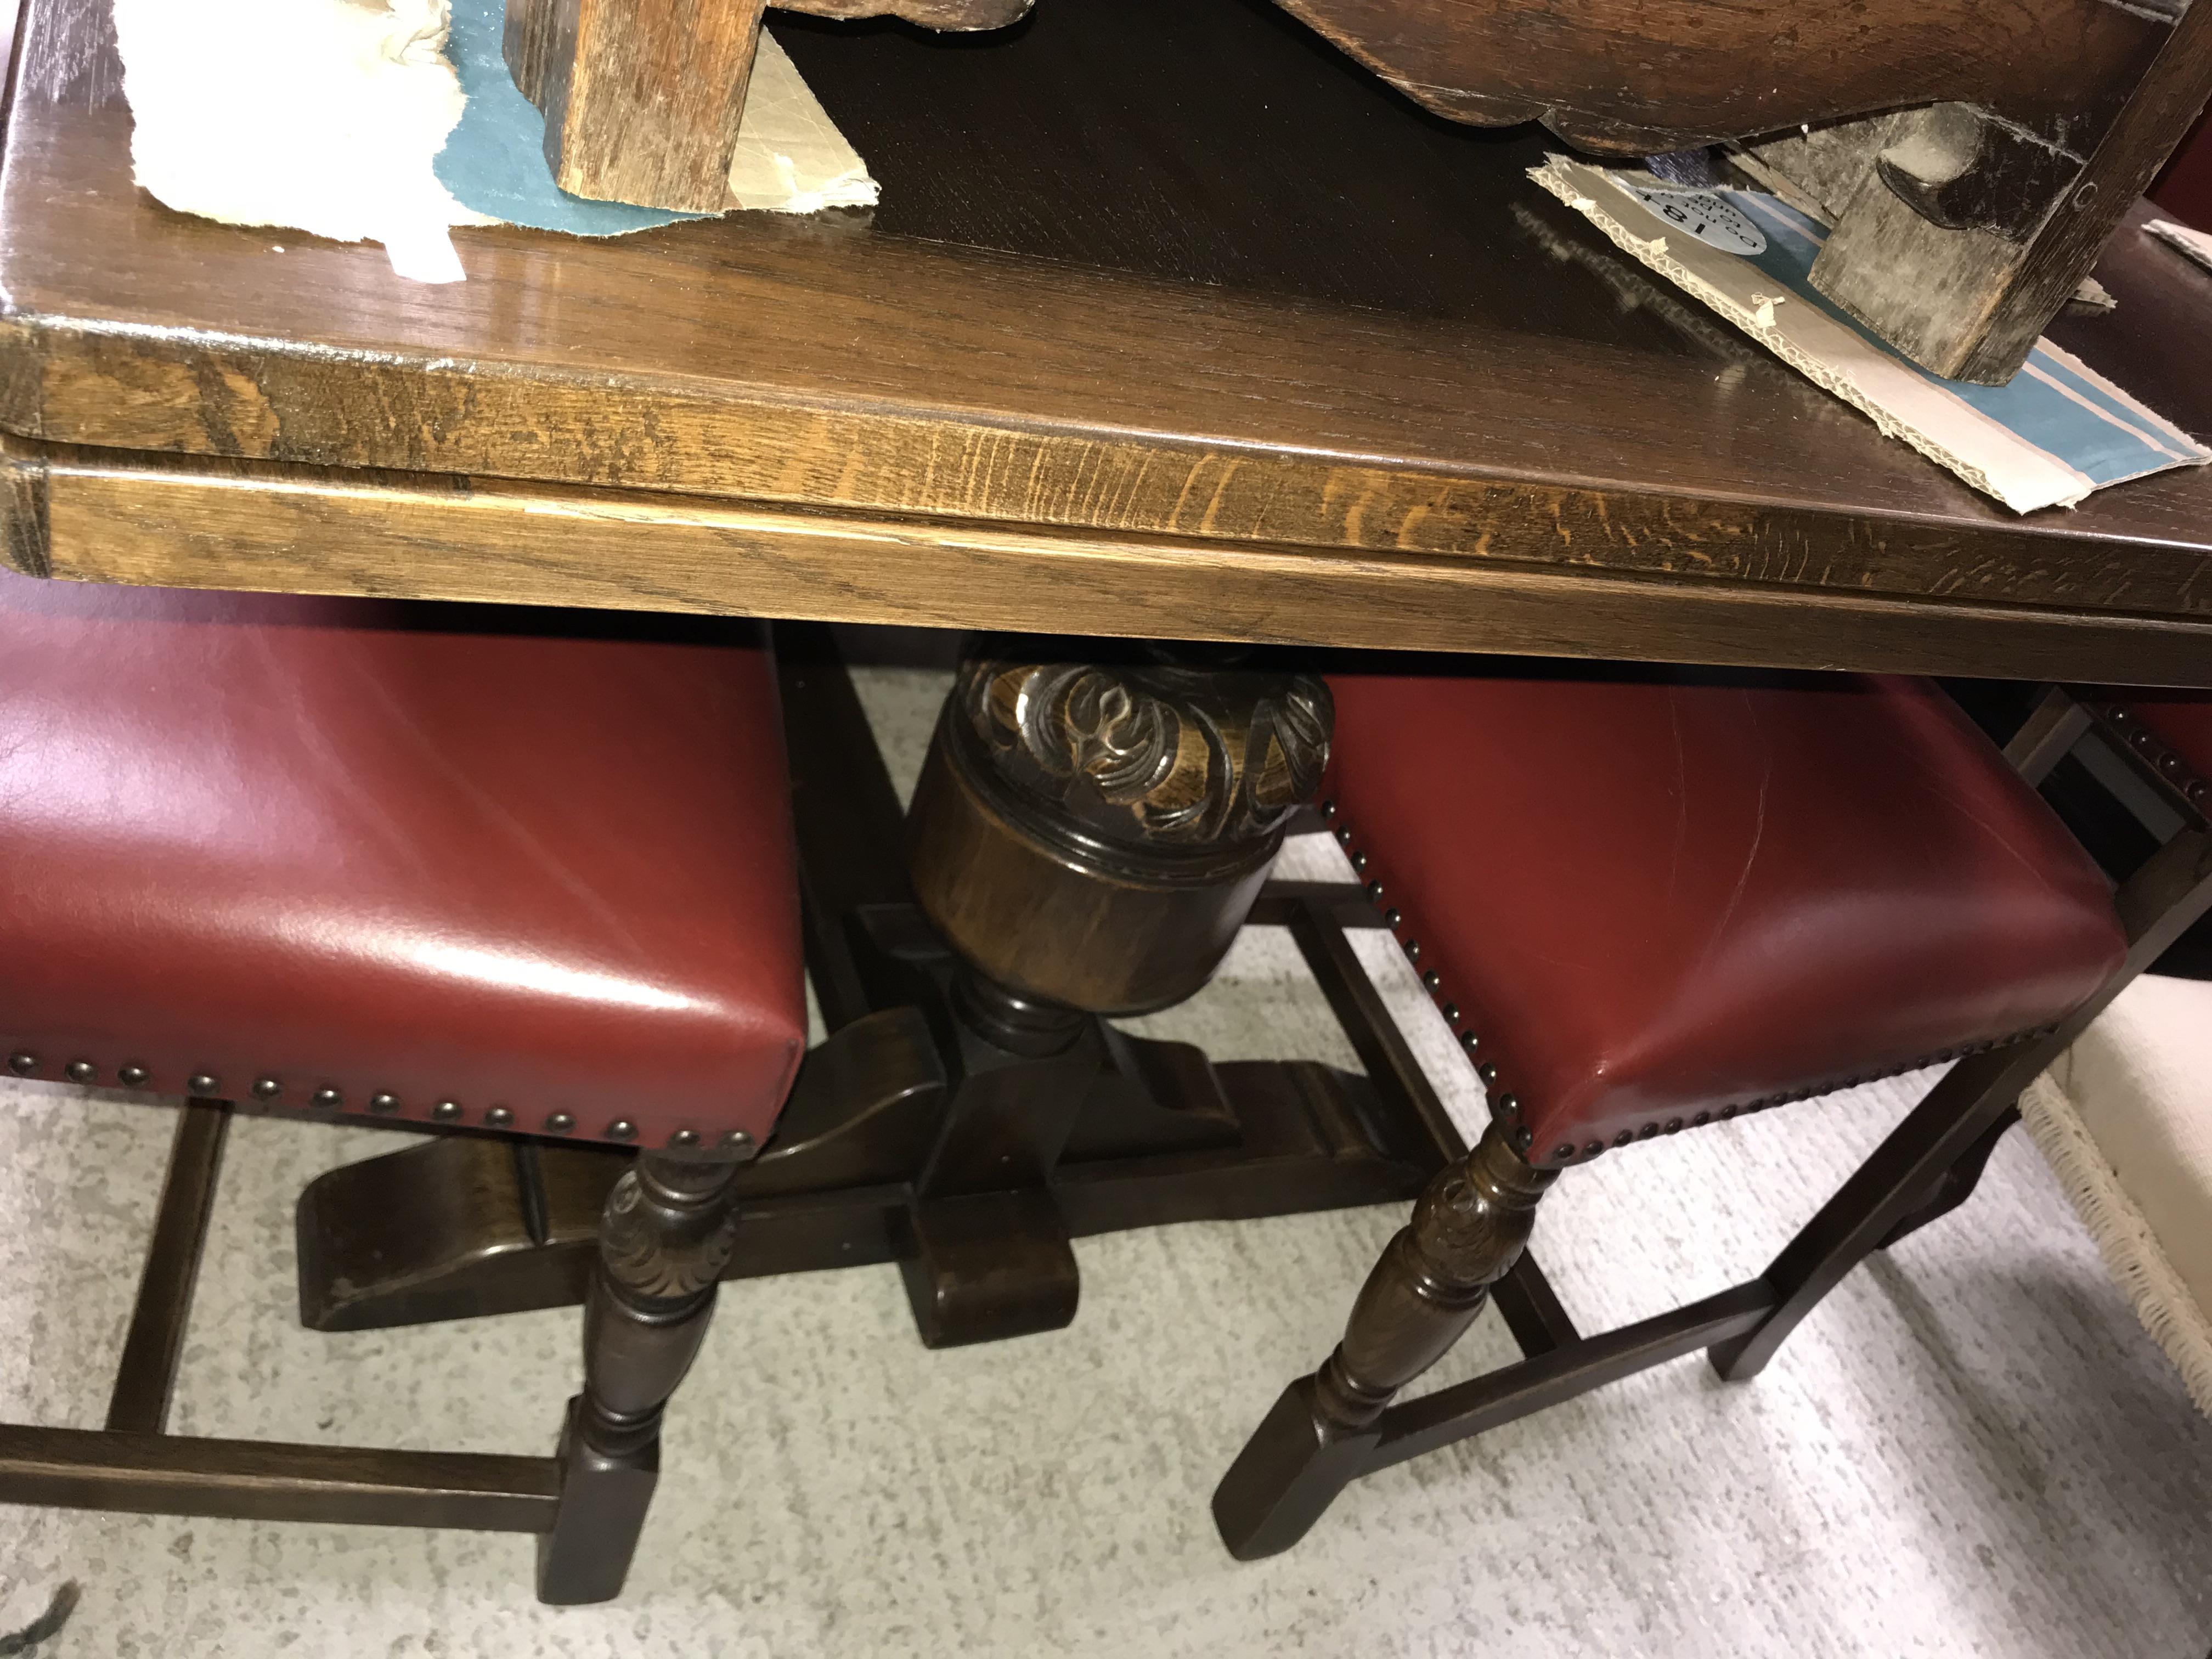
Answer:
(2036, 974, 2212, 1414)
(114, 1, 876, 285)
(114, 0, 491, 283)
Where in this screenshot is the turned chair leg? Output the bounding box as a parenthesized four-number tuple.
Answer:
(538, 1149, 749, 1606)
(1213, 1124, 1555, 1560)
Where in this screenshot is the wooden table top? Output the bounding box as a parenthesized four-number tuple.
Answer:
(3, 0, 2210, 682)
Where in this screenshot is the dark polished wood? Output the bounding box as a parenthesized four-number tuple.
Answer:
(909, 645, 1331, 1014)
(0, 1424, 558, 1532)
(1271, 0, 2166, 155)
(104, 1099, 228, 1435)
(1875, 1103, 2023, 1253)
(4, 0, 2211, 682)
(1213, 1124, 1554, 1560)
(0, 1099, 563, 1537)
(540, 1150, 749, 1605)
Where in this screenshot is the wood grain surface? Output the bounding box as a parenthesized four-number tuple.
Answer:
(1808, 0, 2212, 381)
(506, 0, 768, 211)
(1265, 0, 2167, 155)
(10, 437, 2211, 686)
(2, 0, 2209, 676)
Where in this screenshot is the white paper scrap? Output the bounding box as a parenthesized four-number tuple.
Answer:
(2148, 218, 2212, 275)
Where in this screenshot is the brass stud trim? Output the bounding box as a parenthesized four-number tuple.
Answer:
(484, 1106, 515, 1130)
(545, 1111, 577, 1134)
(431, 1100, 464, 1122)
(188, 1073, 220, 1096)
(606, 1119, 639, 1143)
(369, 1092, 400, 1114)
(251, 1077, 281, 1101)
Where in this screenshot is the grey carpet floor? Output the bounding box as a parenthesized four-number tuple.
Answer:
(0, 662, 2207, 1657)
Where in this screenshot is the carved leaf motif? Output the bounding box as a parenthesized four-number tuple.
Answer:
(1055, 671, 1178, 801)
(953, 646, 1334, 849)
(600, 1171, 741, 1302)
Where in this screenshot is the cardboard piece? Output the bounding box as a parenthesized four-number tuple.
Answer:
(1533, 155, 2208, 512)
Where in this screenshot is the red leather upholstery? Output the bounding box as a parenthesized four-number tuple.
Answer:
(0, 568, 805, 1150)
(2121, 692, 2212, 806)
(1325, 669, 2125, 1166)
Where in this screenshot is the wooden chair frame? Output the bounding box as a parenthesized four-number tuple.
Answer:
(0, 1090, 770, 1601)
(1213, 683, 2212, 1558)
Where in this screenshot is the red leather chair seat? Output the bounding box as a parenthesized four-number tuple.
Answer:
(1325, 669, 2126, 1166)
(2119, 692, 2212, 804)
(0, 569, 805, 1150)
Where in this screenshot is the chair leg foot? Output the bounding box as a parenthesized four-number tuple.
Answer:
(1211, 1374, 1380, 1560)
(1214, 1124, 1554, 1558)
(533, 1150, 747, 1606)
(535, 1395, 658, 1606)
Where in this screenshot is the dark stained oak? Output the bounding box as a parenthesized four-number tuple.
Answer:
(1267, 0, 2167, 154)
(1, 0, 2210, 681)
(506, 0, 770, 212)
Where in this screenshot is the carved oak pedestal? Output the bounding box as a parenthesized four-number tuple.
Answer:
(295, 626, 1459, 1347)
(891, 644, 1330, 1342)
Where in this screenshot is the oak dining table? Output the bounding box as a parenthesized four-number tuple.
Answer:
(2, 0, 2209, 685)
(1, 0, 2209, 1355)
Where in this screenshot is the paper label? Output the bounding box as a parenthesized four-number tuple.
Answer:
(1624, 185, 1767, 255)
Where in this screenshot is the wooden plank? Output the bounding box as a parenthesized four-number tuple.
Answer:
(506, 0, 767, 212)
(104, 1103, 229, 1436)
(2, 0, 2206, 594)
(1266, 0, 2165, 152)
(0, 1424, 559, 1532)
(13, 436, 2212, 687)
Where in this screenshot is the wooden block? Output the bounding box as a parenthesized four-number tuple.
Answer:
(1808, 2, 2212, 382)
(1271, 0, 2211, 382)
(505, 0, 769, 212)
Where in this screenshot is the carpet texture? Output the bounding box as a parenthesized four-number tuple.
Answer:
(0, 661, 2205, 1657)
